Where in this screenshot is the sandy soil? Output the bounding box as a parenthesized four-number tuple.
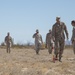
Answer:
(0, 48, 75, 75)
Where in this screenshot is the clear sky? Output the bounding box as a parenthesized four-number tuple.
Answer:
(0, 0, 75, 44)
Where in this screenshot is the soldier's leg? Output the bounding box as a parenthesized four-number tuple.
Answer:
(48, 43, 52, 54)
(37, 43, 42, 54)
(59, 39, 64, 61)
(35, 43, 39, 54)
(36, 43, 40, 54)
(73, 42, 75, 54)
(55, 40, 59, 58)
(9, 47, 10, 53)
(48, 44, 50, 54)
(9, 44, 11, 53)
(50, 43, 53, 54)
(7, 43, 10, 53)
(6, 44, 9, 53)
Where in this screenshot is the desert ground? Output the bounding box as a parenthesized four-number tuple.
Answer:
(0, 47, 75, 75)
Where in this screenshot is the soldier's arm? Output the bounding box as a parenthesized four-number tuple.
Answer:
(71, 36, 73, 44)
(52, 25, 55, 41)
(5, 37, 7, 43)
(33, 34, 35, 38)
(33, 33, 36, 38)
(64, 23, 69, 39)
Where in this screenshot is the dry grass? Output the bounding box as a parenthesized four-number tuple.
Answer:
(0, 48, 75, 75)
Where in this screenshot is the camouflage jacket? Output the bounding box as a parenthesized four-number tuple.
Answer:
(52, 22, 68, 40)
(33, 33, 43, 44)
(5, 36, 12, 44)
(46, 33, 53, 44)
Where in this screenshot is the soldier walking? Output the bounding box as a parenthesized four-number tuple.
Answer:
(5, 32, 12, 53)
(52, 17, 69, 62)
(46, 29, 54, 54)
(33, 29, 43, 55)
(71, 20, 75, 54)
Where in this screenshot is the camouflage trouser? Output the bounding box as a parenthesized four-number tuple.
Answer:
(47, 43, 53, 54)
(54, 38, 65, 60)
(6, 43, 11, 53)
(73, 41, 75, 54)
(35, 43, 41, 54)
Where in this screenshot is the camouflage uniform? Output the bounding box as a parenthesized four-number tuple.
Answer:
(46, 30, 53, 54)
(52, 22, 68, 61)
(71, 27, 75, 54)
(33, 31, 43, 54)
(5, 33, 12, 53)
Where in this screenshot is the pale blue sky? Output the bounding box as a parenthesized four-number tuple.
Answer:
(0, 0, 75, 44)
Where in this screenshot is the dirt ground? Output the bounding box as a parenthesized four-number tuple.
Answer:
(0, 48, 75, 75)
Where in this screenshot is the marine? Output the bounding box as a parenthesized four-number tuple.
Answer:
(33, 29, 43, 54)
(71, 20, 75, 54)
(5, 32, 12, 53)
(46, 29, 54, 54)
(52, 17, 69, 62)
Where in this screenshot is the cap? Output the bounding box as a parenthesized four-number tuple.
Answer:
(71, 20, 75, 24)
(36, 29, 39, 33)
(56, 16, 60, 19)
(49, 29, 51, 32)
(7, 32, 10, 35)
(49, 29, 52, 33)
